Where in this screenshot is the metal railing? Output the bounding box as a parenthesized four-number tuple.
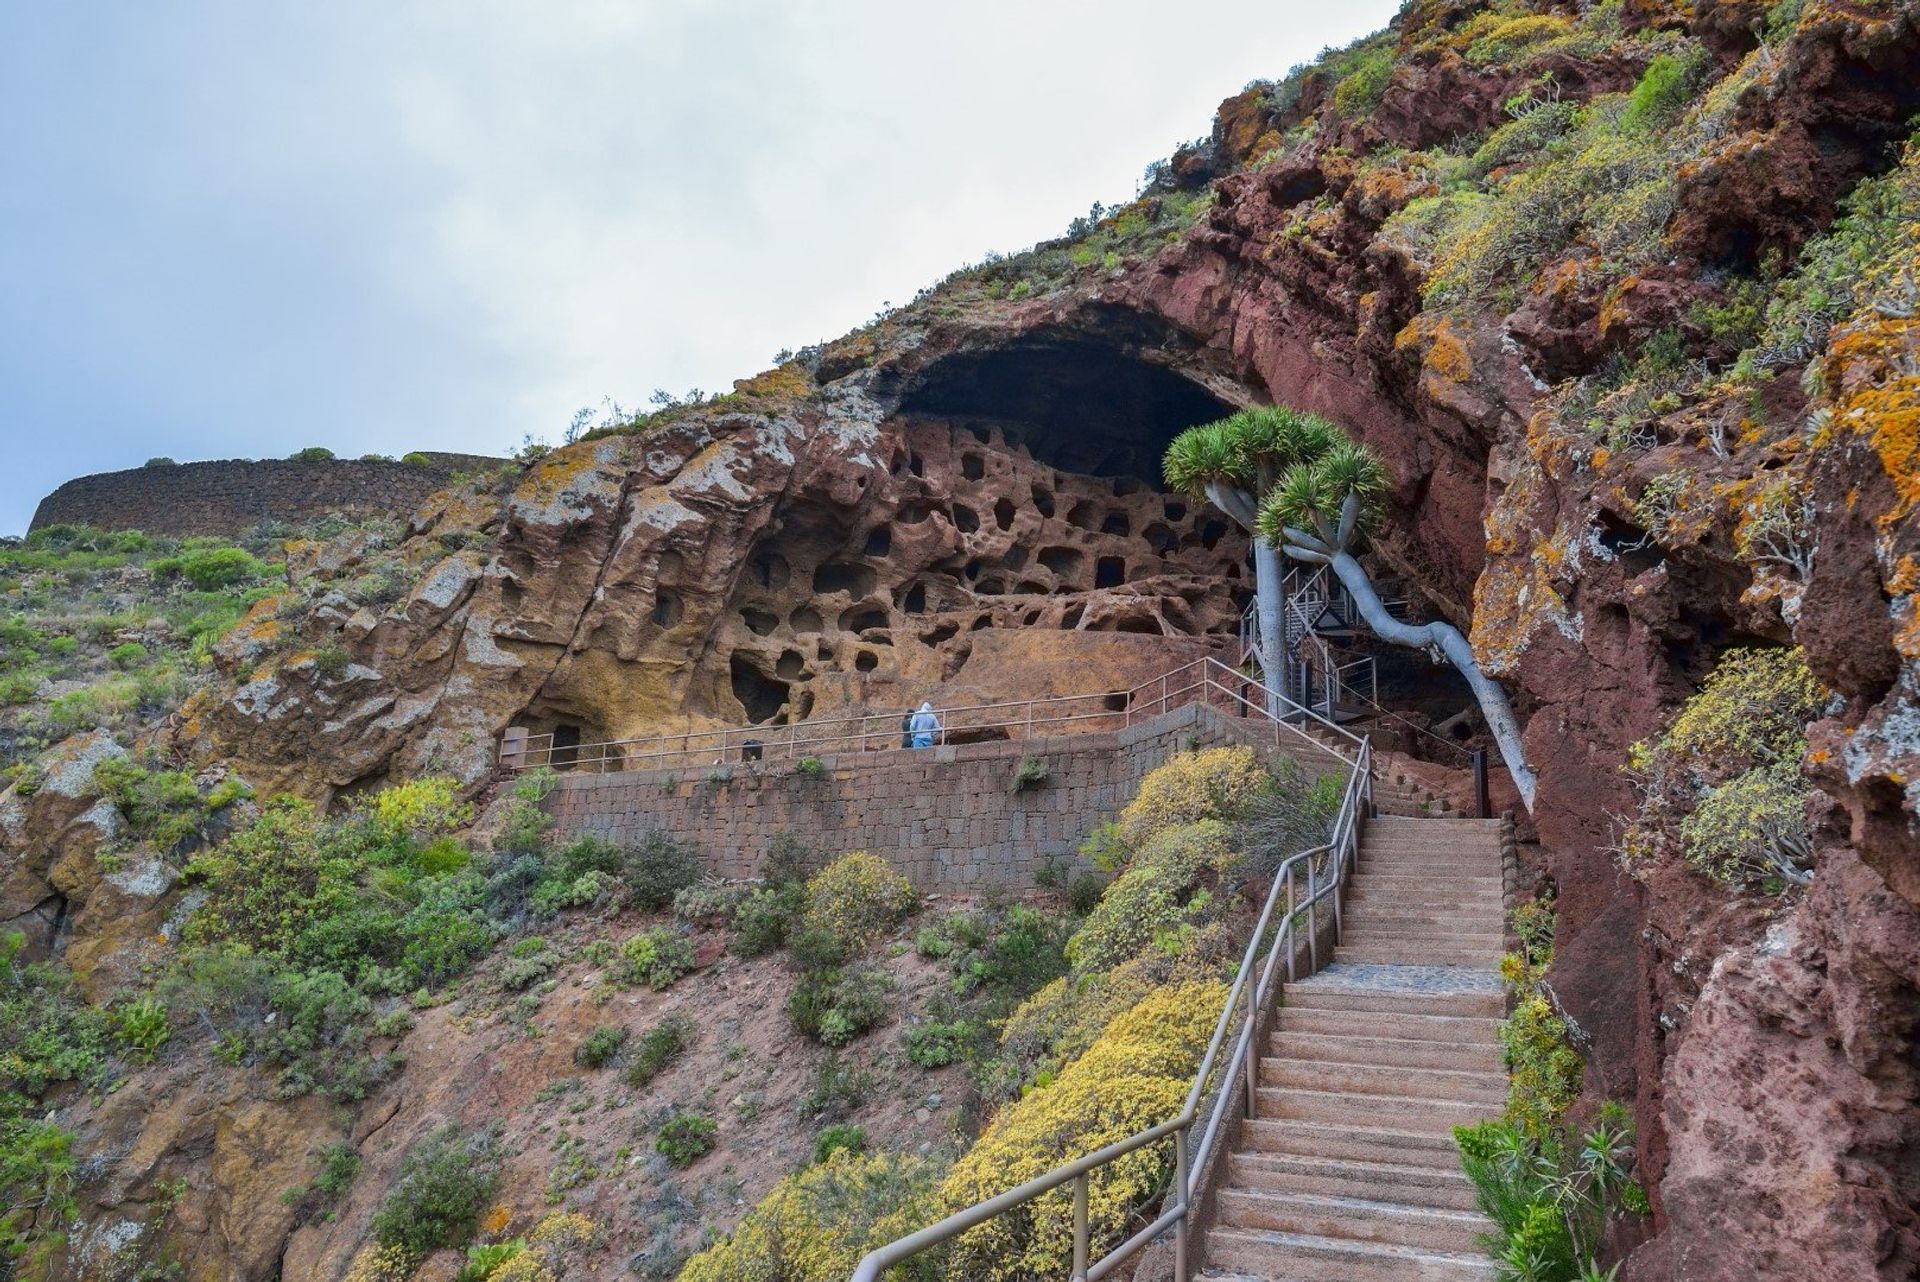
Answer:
(497, 657, 1362, 776)
(849, 714, 1373, 1282)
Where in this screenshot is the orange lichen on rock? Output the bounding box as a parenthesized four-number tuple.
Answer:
(1394, 312, 1474, 391)
(1821, 310, 1920, 525)
(731, 363, 814, 402)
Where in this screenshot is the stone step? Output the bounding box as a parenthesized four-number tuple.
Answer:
(1335, 944, 1503, 967)
(1256, 1085, 1497, 1133)
(1226, 1151, 1481, 1212)
(1340, 929, 1504, 949)
(1357, 851, 1501, 866)
(1203, 1227, 1496, 1282)
(1240, 1118, 1462, 1170)
(1367, 818, 1502, 831)
(1339, 907, 1501, 928)
(1283, 985, 1503, 1020)
(1346, 891, 1505, 912)
(1260, 1057, 1509, 1105)
(1275, 1006, 1502, 1043)
(1218, 1188, 1492, 1255)
(1271, 1030, 1502, 1073)
(1350, 873, 1503, 891)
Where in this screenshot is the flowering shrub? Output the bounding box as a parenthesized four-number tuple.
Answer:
(801, 851, 918, 955)
(1064, 820, 1238, 973)
(1115, 746, 1268, 845)
(941, 982, 1226, 1279)
(678, 1149, 948, 1282)
(370, 775, 472, 839)
(1497, 897, 1581, 1142)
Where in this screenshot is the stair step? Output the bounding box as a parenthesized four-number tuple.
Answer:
(1204, 1227, 1495, 1282)
(1334, 946, 1502, 967)
(1271, 1031, 1502, 1072)
(1219, 1188, 1491, 1254)
(1284, 985, 1503, 1019)
(1350, 873, 1502, 889)
(1275, 1006, 1502, 1042)
(1260, 1058, 1509, 1104)
(1347, 892, 1505, 912)
(1257, 1085, 1497, 1133)
(1241, 1118, 1462, 1169)
(1227, 1151, 1480, 1212)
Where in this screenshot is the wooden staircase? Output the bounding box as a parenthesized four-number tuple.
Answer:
(1198, 817, 1507, 1282)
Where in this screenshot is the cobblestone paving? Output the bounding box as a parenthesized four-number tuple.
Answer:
(1295, 961, 1502, 995)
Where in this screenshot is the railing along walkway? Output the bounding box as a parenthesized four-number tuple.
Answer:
(498, 657, 1362, 777)
(848, 678, 1374, 1282)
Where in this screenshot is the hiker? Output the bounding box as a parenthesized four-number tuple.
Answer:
(900, 709, 913, 748)
(908, 701, 941, 749)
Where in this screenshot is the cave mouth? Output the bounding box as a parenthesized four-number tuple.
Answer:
(896, 331, 1234, 481)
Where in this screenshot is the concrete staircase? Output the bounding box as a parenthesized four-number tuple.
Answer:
(1199, 817, 1507, 1282)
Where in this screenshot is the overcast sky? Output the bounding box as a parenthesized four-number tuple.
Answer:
(0, 1, 1400, 535)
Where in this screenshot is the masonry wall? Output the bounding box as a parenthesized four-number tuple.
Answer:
(544, 702, 1343, 892)
(28, 453, 505, 537)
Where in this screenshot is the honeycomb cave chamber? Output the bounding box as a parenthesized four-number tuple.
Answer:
(714, 326, 1256, 727)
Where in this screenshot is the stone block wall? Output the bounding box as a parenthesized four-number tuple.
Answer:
(543, 701, 1345, 892)
(29, 453, 505, 537)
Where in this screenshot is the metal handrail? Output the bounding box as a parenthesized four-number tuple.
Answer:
(849, 704, 1373, 1282)
(497, 655, 1362, 775)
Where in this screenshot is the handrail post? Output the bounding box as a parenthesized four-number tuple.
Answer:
(1072, 1172, 1089, 1281)
(1305, 858, 1319, 973)
(1472, 748, 1490, 820)
(1173, 1127, 1190, 1282)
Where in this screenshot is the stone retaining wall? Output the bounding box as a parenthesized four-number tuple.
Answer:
(29, 453, 505, 537)
(543, 702, 1344, 892)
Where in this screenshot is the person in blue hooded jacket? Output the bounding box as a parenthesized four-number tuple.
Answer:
(908, 701, 941, 748)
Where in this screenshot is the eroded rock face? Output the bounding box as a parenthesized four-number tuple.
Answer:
(184, 341, 1251, 800)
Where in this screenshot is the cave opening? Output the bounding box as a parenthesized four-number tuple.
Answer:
(730, 655, 790, 724)
(896, 330, 1234, 481)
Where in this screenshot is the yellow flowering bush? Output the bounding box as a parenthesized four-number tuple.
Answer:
(801, 851, 918, 955)
(678, 1150, 948, 1282)
(998, 959, 1161, 1085)
(369, 774, 473, 838)
(940, 981, 1228, 1281)
(342, 1244, 415, 1282)
(1065, 821, 1238, 973)
(1116, 747, 1268, 845)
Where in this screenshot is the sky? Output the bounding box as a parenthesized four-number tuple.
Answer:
(0, 0, 1402, 535)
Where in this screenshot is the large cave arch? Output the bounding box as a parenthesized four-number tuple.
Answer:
(896, 331, 1236, 482)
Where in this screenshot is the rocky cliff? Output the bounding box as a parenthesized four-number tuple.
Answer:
(6, 0, 1920, 1278)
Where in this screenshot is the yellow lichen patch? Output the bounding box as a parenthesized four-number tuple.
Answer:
(1394, 312, 1474, 390)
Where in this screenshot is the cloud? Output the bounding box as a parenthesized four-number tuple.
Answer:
(0, 0, 1400, 533)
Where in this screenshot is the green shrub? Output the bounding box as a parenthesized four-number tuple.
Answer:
(113, 996, 171, 1063)
(673, 880, 752, 927)
(624, 1015, 694, 1088)
(0, 1106, 81, 1268)
(155, 545, 266, 591)
(289, 446, 336, 462)
(369, 1125, 501, 1259)
(1, 935, 110, 1094)
(1328, 34, 1394, 119)
(1009, 756, 1049, 793)
(106, 641, 149, 669)
(904, 1018, 972, 1069)
(1455, 1103, 1646, 1280)
(401, 451, 431, 466)
(1620, 46, 1710, 134)
(656, 1111, 718, 1167)
(1065, 820, 1237, 973)
(310, 1141, 361, 1206)
(788, 966, 893, 1047)
(500, 937, 560, 990)
(730, 883, 804, 956)
(800, 851, 918, 956)
(619, 927, 695, 990)
(144, 457, 178, 467)
(813, 1123, 866, 1164)
(798, 1055, 875, 1120)
(575, 1025, 628, 1069)
(623, 831, 702, 909)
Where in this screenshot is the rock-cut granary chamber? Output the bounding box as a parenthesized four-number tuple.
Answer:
(511, 320, 1258, 757)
